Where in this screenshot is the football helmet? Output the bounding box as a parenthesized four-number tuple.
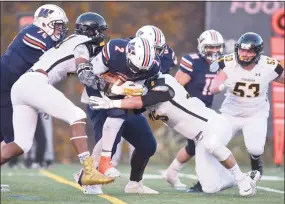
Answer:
(135, 25, 166, 56)
(126, 37, 156, 73)
(197, 30, 224, 62)
(75, 12, 109, 46)
(33, 4, 68, 42)
(234, 32, 264, 66)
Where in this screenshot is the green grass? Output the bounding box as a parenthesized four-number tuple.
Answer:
(1, 164, 284, 204)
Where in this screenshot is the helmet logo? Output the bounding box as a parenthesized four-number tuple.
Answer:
(38, 8, 54, 18)
(127, 42, 136, 55)
(241, 43, 251, 50)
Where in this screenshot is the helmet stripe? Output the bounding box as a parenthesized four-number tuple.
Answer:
(210, 31, 218, 41)
(152, 26, 160, 45)
(141, 38, 150, 67)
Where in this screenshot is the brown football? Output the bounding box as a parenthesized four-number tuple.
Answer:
(100, 72, 125, 86)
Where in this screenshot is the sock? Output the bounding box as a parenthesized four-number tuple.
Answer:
(78, 151, 90, 164)
(168, 158, 184, 172)
(229, 163, 244, 181)
(130, 150, 149, 182)
(101, 150, 112, 157)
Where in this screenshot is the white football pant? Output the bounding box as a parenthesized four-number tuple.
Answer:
(222, 113, 268, 156)
(11, 72, 86, 153)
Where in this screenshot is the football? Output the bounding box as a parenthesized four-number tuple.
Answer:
(100, 72, 126, 86)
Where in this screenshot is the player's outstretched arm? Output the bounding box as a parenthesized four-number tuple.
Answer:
(89, 89, 173, 110)
(209, 70, 228, 94)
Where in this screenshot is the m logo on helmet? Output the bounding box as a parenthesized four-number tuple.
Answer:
(241, 43, 251, 50)
(38, 8, 54, 18)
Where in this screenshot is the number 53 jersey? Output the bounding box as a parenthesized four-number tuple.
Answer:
(217, 53, 284, 117)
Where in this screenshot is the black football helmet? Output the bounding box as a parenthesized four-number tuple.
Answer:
(75, 12, 109, 45)
(234, 32, 264, 66)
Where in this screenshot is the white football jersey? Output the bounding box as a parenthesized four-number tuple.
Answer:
(148, 74, 218, 140)
(216, 54, 283, 117)
(31, 34, 91, 85)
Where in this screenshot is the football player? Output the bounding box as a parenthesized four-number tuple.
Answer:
(209, 32, 284, 177)
(0, 12, 116, 186)
(77, 33, 161, 194)
(166, 29, 225, 191)
(89, 73, 261, 197)
(0, 4, 68, 150)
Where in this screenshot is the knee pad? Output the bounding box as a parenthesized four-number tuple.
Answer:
(204, 139, 231, 161)
(69, 106, 86, 125)
(185, 139, 196, 156)
(14, 138, 33, 153)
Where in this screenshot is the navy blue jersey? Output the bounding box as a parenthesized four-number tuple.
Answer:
(102, 38, 161, 81)
(86, 38, 161, 99)
(160, 44, 177, 74)
(1, 24, 56, 76)
(179, 53, 217, 107)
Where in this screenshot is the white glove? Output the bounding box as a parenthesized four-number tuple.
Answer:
(219, 79, 236, 91)
(111, 81, 144, 96)
(89, 96, 121, 110)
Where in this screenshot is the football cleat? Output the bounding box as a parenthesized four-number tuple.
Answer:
(186, 181, 203, 193)
(74, 171, 103, 194)
(236, 174, 254, 197)
(125, 181, 159, 194)
(98, 156, 121, 178)
(80, 156, 115, 185)
(248, 170, 261, 195)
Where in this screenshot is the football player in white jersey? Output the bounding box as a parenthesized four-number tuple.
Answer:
(89, 74, 261, 197)
(0, 12, 116, 186)
(209, 32, 284, 177)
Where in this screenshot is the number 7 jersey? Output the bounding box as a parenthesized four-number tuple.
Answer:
(216, 53, 284, 117)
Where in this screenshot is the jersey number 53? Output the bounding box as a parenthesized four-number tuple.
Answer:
(233, 82, 260, 97)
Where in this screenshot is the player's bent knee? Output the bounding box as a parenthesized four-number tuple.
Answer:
(202, 184, 221, 194)
(204, 140, 231, 161)
(69, 106, 86, 125)
(248, 147, 264, 157)
(13, 139, 33, 153)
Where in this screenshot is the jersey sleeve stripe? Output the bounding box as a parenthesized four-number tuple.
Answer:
(275, 62, 284, 77)
(26, 33, 46, 46)
(22, 39, 45, 52)
(180, 58, 193, 71)
(23, 35, 46, 51)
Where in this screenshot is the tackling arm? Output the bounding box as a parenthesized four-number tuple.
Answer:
(175, 70, 191, 86)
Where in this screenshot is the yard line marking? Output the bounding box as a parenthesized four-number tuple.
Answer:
(40, 170, 127, 204)
(257, 186, 284, 194)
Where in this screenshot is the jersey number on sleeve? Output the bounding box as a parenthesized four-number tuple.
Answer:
(149, 110, 169, 122)
(233, 82, 260, 97)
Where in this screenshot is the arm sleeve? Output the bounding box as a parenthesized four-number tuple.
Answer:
(141, 89, 174, 107)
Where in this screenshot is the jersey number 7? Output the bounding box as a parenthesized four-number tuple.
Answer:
(233, 82, 260, 97)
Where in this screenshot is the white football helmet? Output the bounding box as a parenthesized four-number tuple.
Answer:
(197, 30, 225, 62)
(126, 37, 156, 73)
(33, 4, 68, 42)
(135, 25, 166, 56)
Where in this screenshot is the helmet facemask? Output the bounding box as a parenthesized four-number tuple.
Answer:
(200, 43, 224, 62)
(47, 20, 68, 42)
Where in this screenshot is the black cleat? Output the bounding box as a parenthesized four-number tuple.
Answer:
(186, 181, 203, 193)
(250, 155, 263, 176)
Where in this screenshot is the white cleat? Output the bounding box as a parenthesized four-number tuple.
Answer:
(165, 173, 187, 190)
(236, 174, 254, 197)
(74, 170, 103, 195)
(104, 167, 121, 178)
(124, 181, 159, 194)
(248, 170, 261, 195)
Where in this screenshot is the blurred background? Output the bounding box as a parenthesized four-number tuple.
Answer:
(0, 1, 284, 167)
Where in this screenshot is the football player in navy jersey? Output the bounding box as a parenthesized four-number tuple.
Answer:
(75, 15, 161, 194)
(165, 30, 225, 192)
(0, 4, 68, 147)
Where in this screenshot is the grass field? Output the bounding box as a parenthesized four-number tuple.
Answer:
(1, 163, 284, 204)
